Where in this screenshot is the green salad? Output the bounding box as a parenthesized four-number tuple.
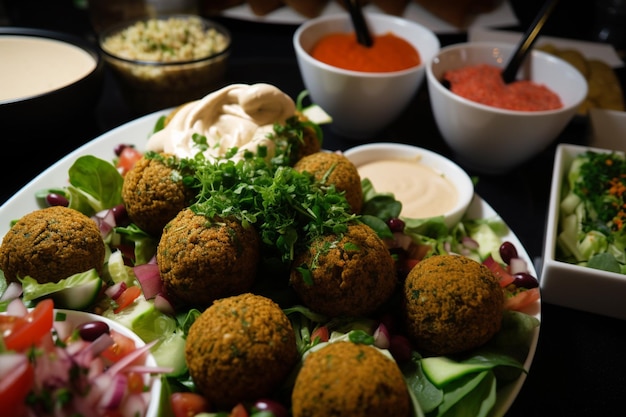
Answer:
(557, 150, 626, 274)
(0, 111, 540, 417)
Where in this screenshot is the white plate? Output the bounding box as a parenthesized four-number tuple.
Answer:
(0, 110, 540, 417)
(468, 27, 624, 68)
(222, 1, 519, 34)
(465, 195, 541, 417)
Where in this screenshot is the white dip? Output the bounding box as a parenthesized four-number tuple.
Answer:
(146, 83, 296, 161)
(0, 36, 96, 101)
(357, 159, 459, 219)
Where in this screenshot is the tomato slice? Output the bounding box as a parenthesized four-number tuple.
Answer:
(113, 285, 142, 313)
(0, 315, 18, 335)
(171, 392, 211, 417)
(229, 403, 249, 417)
(101, 329, 137, 363)
(117, 146, 143, 176)
(0, 353, 35, 416)
(505, 287, 541, 311)
(127, 372, 146, 395)
(311, 326, 329, 344)
(4, 298, 54, 352)
(482, 255, 516, 287)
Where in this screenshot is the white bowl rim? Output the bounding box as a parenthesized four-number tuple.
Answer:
(426, 41, 588, 116)
(0, 27, 103, 105)
(293, 12, 440, 78)
(343, 142, 474, 223)
(55, 308, 162, 417)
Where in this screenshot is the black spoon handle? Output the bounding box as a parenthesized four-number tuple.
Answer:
(501, 0, 560, 84)
(344, 0, 373, 47)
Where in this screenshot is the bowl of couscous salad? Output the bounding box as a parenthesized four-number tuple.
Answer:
(98, 14, 231, 114)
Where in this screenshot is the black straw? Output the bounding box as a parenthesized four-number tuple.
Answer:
(344, 0, 373, 47)
(501, 0, 560, 84)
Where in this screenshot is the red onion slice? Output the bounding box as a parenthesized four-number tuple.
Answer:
(133, 264, 162, 300)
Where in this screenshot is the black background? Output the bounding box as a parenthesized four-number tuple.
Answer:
(2, 1, 626, 415)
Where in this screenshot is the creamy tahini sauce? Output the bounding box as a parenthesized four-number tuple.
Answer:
(0, 36, 96, 101)
(357, 159, 458, 218)
(146, 83, 296, 161)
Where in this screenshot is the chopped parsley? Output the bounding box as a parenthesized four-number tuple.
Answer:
(573, 151, 626, 232)
(147, 117, 357, 264)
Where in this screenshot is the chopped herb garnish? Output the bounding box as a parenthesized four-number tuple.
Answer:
(573, 151, 626, 232)
(146, 118, 356, 264)
(557, 150, 626, 273)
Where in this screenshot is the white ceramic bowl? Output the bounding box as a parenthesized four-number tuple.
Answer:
(59, 309, 162, 417)
(57, 309, 162, 417)
(541, 143, 626, 320)
(1, 27, 104, 137)
(343, 143, 474, 228)
(293, 12, 440, 139)
(0, 307, 163, 416)
(426, 42, 588, 174)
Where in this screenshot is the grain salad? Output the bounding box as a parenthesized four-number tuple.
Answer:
(98, 15, 231, 114)
(101, 16, 228, 63)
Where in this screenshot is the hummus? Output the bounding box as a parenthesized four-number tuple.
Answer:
(357, 159, 458, 219)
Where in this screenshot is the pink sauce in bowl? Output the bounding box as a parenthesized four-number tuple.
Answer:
(443, 64, 563, 111)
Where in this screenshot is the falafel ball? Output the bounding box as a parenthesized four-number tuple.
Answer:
(0, 206, 105, 284)
(291, 341, 411, 417)
(186, 293, 298, 409)
(289, 222, 396, 317)
(122, 153, 196, 236)
(290, 111, 322, 162)
(157, 208, 260, 308)
(403, 254, 504, 355)
(293, 151, 363, 214)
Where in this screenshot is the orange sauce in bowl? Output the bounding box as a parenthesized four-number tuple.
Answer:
(310, 32, 420, 72)
(443, 64, 563, 111)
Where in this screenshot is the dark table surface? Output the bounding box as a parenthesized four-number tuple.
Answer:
(3, 1, 626, 415)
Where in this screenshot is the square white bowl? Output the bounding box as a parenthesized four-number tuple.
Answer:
(541, 143, 626, 320)
(589, 108, 626, 152)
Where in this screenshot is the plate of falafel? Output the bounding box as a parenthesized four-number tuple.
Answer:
(0, 84, 540, 417)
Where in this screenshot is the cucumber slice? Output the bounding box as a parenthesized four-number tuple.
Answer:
(468, 222, 503, 260)
(102, 297, 155, 334)
(51, 275, 103, 310)
(20, 269, 103, 310)
(130, 302, 178, 343)
(421, 356, 492, 387)
(105, 249, 135, 286)
(102, 298, 186, 376)
(102, 297, 177, 342)
(151, 331, 188, 377)
(302, 104, 333, 124)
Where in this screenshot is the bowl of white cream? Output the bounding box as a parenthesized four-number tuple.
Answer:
(0, 27, 104, 137)
(344, 143, 475, 228)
